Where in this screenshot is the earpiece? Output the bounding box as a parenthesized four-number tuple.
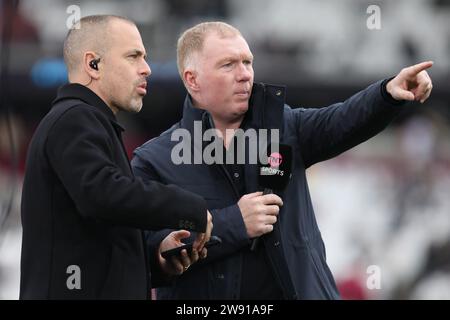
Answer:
(89, 58, 100, 70)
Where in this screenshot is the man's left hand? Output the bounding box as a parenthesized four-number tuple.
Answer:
(386, 61, 433, 103)
(158, 230, 207, 275)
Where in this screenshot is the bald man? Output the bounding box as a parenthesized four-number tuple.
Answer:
(20, 15, 212, 300)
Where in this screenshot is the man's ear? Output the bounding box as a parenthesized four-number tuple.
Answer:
(184, 69, 200, 92)
(83, 51, 100, 80)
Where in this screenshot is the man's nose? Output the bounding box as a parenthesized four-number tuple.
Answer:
(141, 60, 151, 77)
(237, 63, 252, 82)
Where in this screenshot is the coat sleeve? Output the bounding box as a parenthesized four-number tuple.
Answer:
(181, 205, 250, 270)
(131, 152, 250, 280)
(131, 152, 176, 286)
(292, 79, 406, 168)
(45, 105, 207, 232)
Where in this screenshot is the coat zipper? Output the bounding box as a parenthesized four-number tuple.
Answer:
(203, 112, 240, 200)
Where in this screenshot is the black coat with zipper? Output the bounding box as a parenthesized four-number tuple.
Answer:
(131, 80, 404, 299)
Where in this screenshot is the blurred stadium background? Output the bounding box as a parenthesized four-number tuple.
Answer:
(0, 0, 449, 299)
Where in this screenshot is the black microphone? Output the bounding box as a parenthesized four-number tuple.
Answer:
(250, 143, 293, 251)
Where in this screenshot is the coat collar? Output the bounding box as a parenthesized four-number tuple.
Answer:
(179, 82, 287, 196)
(180, 82, 286, 134)
(52, 83, 125, 132)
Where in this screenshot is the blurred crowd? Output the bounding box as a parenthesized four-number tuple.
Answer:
(310, 112, 450, 299)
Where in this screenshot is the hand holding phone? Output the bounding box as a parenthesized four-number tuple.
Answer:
(161, 236, 222, 260)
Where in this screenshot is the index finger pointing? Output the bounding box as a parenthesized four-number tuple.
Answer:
(407, 61, 434, 76)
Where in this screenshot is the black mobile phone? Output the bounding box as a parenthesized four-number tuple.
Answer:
(161, 236, 222, 260)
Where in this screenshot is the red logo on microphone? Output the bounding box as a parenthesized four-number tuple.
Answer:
(268, 152, 282, 168)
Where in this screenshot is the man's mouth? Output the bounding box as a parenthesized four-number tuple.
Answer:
(235, 89, 250, 95)
(137, 82, 147, 95)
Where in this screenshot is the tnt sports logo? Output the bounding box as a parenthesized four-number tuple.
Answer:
(268, 152, 282, 168)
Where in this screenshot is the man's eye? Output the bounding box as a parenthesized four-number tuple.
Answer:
(223, 62, 232, 68)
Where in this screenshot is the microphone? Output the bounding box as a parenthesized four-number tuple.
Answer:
(250, 143, 293, 251)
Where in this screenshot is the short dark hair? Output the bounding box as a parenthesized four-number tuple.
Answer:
(63, 15, 135, 73)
